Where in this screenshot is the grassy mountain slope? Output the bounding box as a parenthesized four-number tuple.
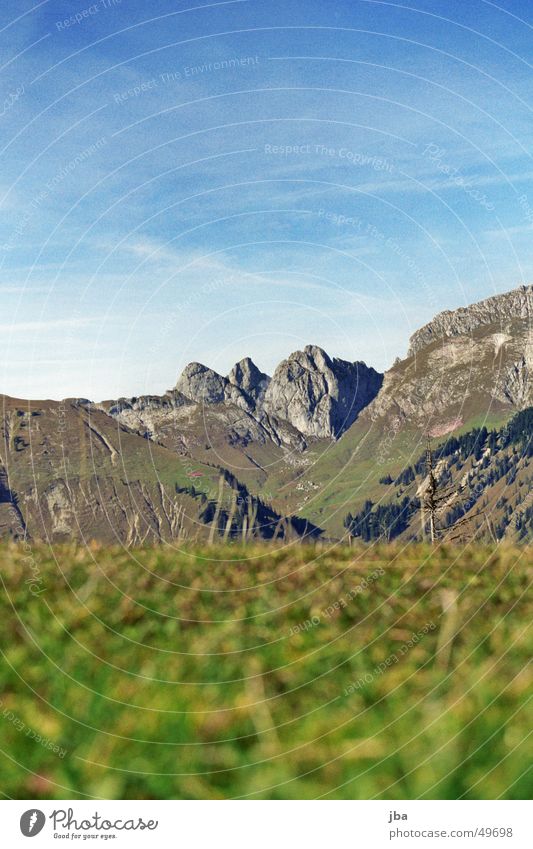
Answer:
(0, 396, 317, 545)
(343, 408, 533, 544)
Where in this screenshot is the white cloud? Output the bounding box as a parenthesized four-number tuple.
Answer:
(484, 224, 533, 238)
(0, 317, 100, 333)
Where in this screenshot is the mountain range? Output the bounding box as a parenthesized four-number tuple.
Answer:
(1, 285, 531, 545)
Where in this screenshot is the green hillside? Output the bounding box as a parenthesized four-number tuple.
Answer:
(342, 408, 533, 544)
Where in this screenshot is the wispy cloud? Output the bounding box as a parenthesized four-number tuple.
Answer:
(484, 224, 533, 238)
(1, 317, 101, 333)
(352, 169, 533, 197)
(0, 284, 51, 293)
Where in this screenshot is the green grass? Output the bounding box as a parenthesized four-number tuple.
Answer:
(0, 542, 531, 800)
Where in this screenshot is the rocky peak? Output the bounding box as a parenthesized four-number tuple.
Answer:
(174, 362, 227, 404)
(263, 345, 383, 438)
(364, 284, 533, 428)
(228, 357, 271, 404)
(302, 344, 332, 370)
(174, 361, 257, 414)
(408, 285, 533, 356)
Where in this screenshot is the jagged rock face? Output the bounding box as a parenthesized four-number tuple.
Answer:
(100, 286, 532, 457)
(263, 345, 383, 438)
(228, 357, 271, 405)
(174, 361, 264, 414)
(365, 297, 533, 428)
(408, 285, 532, 356)
(103, 349, 381, 448)
(175, 362, 228, 404)
(499, 354, 532, 408)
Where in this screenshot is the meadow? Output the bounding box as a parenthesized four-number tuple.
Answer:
(0, 542, 531, 800)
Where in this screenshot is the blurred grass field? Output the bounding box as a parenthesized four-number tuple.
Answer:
(0, 542, 531, 800)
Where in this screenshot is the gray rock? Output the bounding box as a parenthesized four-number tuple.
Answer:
(263, 345, 383, 438)
(408, 285, 533, 356)
(365, 288, 533, 426)
(228, 357, 271, 405)
(175, 362, 228, 404)
(498, 355, 532, 409)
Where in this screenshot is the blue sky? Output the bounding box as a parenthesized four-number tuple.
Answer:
(1, 0, 533, 399)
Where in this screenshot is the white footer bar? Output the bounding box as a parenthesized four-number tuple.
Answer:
(2, 800, 530, 848)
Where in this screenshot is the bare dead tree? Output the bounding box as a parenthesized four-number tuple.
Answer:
(420, 437, 484, 543)
(223, 492, 238, 542)
(247, 497, 258, 543)
(422, 440, 438, 543)
(208, 473, 225, 544)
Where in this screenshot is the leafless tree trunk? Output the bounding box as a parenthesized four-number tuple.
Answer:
(208, 473, 225, 544)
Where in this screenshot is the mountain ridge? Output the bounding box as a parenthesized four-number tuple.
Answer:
(1, 284, 531, 544)
(408, 284, 532, 357)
